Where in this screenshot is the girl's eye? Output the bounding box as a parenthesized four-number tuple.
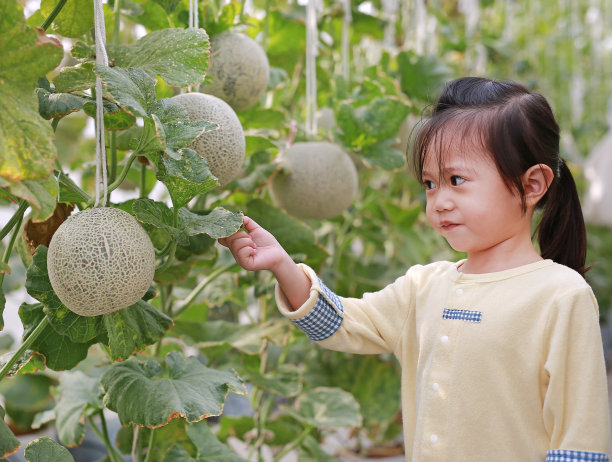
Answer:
(423, 180, 435, 190)
(450, 176, 465, 186)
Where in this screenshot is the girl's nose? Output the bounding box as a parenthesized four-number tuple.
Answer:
(433, 189, 454, 211)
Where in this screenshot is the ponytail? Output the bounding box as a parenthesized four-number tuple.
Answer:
(537, 159, 588, 276)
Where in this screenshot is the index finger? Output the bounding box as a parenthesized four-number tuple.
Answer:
(242, 216, 261, 233)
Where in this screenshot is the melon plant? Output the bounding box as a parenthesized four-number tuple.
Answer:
(200, 31, 270, 112)
(47, 207, 156, 317)
(269, 141, 359, 220)
(172, 92, 246, 187)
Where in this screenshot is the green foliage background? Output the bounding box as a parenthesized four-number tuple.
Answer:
(0, 0, 611, 459)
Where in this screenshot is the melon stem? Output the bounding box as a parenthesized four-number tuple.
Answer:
(0, 200, 27, 242)
(87, 151, 139, 207)
(0, 316, 50, 383)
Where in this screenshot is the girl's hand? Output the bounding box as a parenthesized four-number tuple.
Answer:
(218, 216, 287, 272)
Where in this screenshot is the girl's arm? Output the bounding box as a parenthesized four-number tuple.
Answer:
(218, 216, 310, 311)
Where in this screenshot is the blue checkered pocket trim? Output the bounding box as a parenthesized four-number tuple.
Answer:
(442, 308, 482, 323)
(546, 450, 609, 461)
(291, 278, 343, 341)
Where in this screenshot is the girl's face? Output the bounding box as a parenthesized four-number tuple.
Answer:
(422, 144, 530, 259)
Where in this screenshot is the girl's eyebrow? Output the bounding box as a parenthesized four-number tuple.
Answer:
(423, 164, 471, 177)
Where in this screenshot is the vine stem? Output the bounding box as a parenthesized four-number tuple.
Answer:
(0, 316, 50, 383)
(41, 0, 69, 31)
(0, 207, 24, 289)
(87, 151, 139, 207)
(173, 264, 234, 317)
(86, 413, 124, 462)
(142, 428, 156, 462)
(272, 426, 314, 462)
(0, 200, 28, 242)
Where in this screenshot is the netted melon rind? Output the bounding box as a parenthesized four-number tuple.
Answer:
(200, 31, 270, 112)
(269, 142, 359, 220)
(172, 92, 245, 187)
(47, 207, 156, 317)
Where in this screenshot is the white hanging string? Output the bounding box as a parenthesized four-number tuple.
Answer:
(305, 0, 319, 139)
(185, 0, 198, 94)
(93, 0, 109, 207)
(341, 0, 351, 82)
(189, 0, 199, 29)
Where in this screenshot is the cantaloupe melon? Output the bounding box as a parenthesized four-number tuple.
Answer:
(47, 207, 155, 317)
(200, 31, 270, 112)
(269, 142, 359, 220)
(172, 92, 245, 187)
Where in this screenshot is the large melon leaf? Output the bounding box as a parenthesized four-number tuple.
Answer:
(107, 28, 210, 87)
(23, 437, 74, 462)
(164, 420, 249, 462)
(41, 0, 93, 38)
(100, 351, 246, 428)
(0, 1, 62, 183)
(0, 405, 20, 459)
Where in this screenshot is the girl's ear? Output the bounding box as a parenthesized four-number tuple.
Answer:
(522, 164, 555, 207)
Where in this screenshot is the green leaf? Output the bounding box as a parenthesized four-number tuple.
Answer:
(173, 319, 289, 355)
(0, 6, 62, 182)
(133, 199, 242, 243)
(337, 98, 411, 148)
(26, 246, 105, 344)
(299, 435, 341, 462)
(94, 65, 157, 117)
(19, 303, 98, 371)
(245, 363, 301, 397)
(7, 177, 58, 221)
(0, 349, 45, 376)
(154, 149, 219, 209)
(245, 136, 279, 157)
(397, 51, 452, 102)
(83, 100, 137, 131)
(246, 199, 329, 270)
(0, 7, 63, 95)
(100, 351, 246, 428)
(323, 355, 401, 427)
(23, 437, 74, 462)
(53, 63, 96, 93)
(103, 300, 173, 361)
(178, 207, 244, 239)
(36, 88, 86, 119)
(238, 107, 288, 130)
(108, 28, 210, 87)
(132, 198, 185, 241)
(41, 0, 93, 38)
(358, 139, 406, 171)
(164, 420, 249, 462)
(0, 405, 20, 459)
(54, 371, 103, 447)
(283, 387, 362, 429)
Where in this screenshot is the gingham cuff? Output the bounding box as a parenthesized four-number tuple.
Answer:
(275, 264, 344, 341)
(546, 450, 609, 461)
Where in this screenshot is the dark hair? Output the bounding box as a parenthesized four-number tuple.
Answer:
(413, 76, 588, 276)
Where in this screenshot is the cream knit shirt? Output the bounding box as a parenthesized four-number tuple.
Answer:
(276, 259, 610, 462)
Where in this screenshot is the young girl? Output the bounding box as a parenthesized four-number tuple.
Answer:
(219, 77, 610, 461)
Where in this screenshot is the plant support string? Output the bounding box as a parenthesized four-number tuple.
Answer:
(93, 0, 109, 207)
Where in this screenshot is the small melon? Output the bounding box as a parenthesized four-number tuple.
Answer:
(200, 31, 270, 112)
(269, 142, 359, 220)
(172, 92, 245, 187)
(47, 207, 156, 317)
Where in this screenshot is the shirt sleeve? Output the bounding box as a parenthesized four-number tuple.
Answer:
(275, 263, 415, 355)
(542, 286, 610, 461)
